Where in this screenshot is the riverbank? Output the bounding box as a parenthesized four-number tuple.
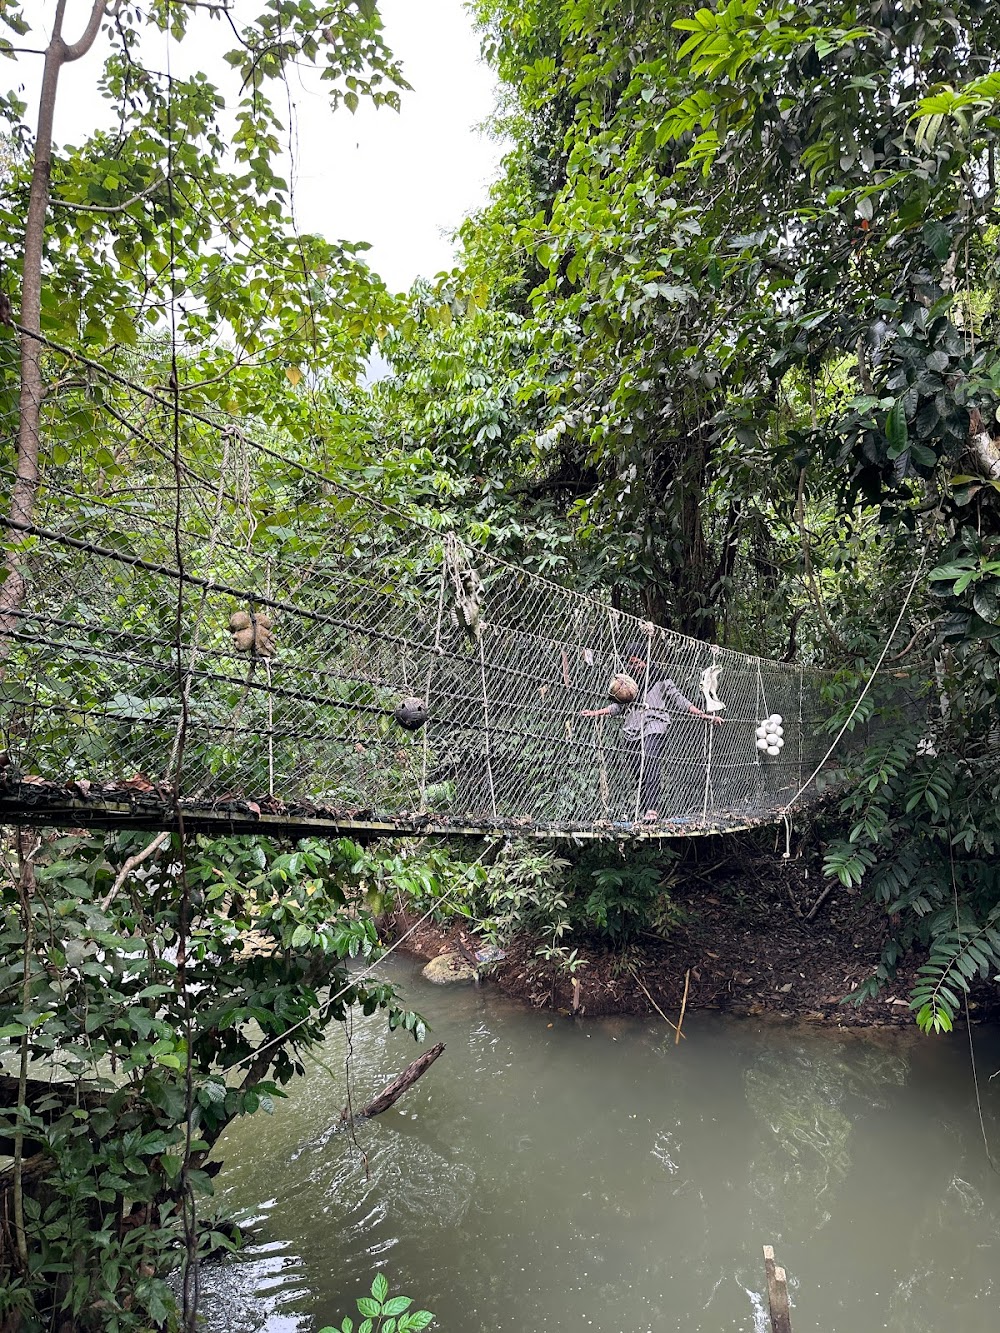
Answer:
(388, 846, 992, 1028)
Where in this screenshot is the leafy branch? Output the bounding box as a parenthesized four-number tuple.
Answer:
(320, 1273, 435, 1333)
(910, 909, 1000, 1034)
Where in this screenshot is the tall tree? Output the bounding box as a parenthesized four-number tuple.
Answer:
(0, 4, 430, 1326)
(379, 0, 1000, 1024)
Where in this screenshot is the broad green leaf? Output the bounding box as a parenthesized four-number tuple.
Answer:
(885, 400, 908, 457)
(922, 219, 952, 261)
(382, 1297, 412, 1316)
(972, 583, 1000, 623)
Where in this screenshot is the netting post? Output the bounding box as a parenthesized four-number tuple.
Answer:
(634, 631, 653, 821)
(605, 608, 623, 819)
(478, 631, 498, 819)
(796, 664, 804, 799)
(753, 662, 765, 808)
(701, 647, 718, 822)
(419, 547, 448, 813)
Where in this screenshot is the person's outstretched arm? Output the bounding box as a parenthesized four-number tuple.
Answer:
(663, 679, 721, 723)
(580, 701, 623, 718)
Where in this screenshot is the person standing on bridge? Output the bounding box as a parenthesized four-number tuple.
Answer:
(580, 644, 721, 822)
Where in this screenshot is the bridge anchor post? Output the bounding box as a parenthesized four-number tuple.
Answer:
(762, 1244, 792, 1332)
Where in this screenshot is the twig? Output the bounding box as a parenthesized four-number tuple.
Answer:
(888, 621, 930, 662)
(803, 881, 835, 924)
(675, 967, 691, 1046)
(50, 176, 164, 214)
(630, 968, 686, 1040)
(100, 831, 171, 911)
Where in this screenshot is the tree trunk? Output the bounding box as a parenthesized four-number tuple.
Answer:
(968, 407, 1000, 481)
(0, 0, 108, 645)
(663, 429, 712, 637)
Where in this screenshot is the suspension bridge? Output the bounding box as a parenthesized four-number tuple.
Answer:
(0, 332, 861, 842)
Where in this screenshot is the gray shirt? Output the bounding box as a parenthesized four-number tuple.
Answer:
(608, 678, 697, 736)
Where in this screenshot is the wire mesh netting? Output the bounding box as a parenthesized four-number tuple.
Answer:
(0, 334, 875, 837)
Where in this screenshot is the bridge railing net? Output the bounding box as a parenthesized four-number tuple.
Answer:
(1, 338, 863, 833)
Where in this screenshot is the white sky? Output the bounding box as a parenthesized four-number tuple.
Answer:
(12, 0, 505, 293)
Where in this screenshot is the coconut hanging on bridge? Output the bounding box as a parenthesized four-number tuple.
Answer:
(228, 609, 276, 657)
(607, 672, 639, 705)
(394, 695, 429, 731)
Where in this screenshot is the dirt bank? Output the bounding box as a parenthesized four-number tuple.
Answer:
(387, 849, 995, 1029)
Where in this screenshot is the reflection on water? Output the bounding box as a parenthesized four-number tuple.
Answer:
(202, 957, 1000, 1333)
(743, 1043, 909, 1232)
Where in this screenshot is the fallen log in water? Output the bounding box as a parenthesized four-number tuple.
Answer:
(342, 1042, 446, 1124)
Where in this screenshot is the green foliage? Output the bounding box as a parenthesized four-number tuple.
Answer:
(1, 0, 406, 423)
(7, 5, 1000, 1323)
(3, 793, 523, 1317)
(0, 829, 427, 1325)
(320, 1273, 435, 1333)
(477, 842, 572, 944)
(910, 910, 1000, 1034)
(0, 14, 443, 1308)
(474, 841, 682, 949)
(357, 838, 683, 967)
(821, 708, 1000, 1031)
(562, 844, 681, 943)
(438, 0, 1000, 1032)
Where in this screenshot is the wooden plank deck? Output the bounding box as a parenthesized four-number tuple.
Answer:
(0, 780, 795, 842)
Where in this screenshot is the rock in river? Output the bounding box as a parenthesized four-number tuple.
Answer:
(422, 952, 478, 984)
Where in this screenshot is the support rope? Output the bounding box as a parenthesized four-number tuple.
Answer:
(778, 555, 928, 816)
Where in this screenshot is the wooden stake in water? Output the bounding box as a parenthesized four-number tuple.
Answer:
(763, 1245, 792, 1333)
(675, 967, 690, 1046)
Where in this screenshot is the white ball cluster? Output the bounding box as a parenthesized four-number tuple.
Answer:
(755, 714, 785, 758)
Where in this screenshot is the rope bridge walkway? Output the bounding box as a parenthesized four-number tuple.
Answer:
(1, 333, 860, 841)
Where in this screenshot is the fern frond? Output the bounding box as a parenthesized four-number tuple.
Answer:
(909, 906, 1000, 1033)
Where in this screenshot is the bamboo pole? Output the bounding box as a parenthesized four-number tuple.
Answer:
(675, 967, 691, 1045)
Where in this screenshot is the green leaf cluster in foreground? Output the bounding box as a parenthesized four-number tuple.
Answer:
(321, 1272, 436, 1333)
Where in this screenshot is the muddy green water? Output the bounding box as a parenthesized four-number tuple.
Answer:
(200, 956, 1000, 1332)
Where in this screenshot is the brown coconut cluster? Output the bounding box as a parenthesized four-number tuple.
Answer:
(228, 610, 276, 657)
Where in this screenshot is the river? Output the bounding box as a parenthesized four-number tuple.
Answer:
(199, 955, 1000, 1332)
